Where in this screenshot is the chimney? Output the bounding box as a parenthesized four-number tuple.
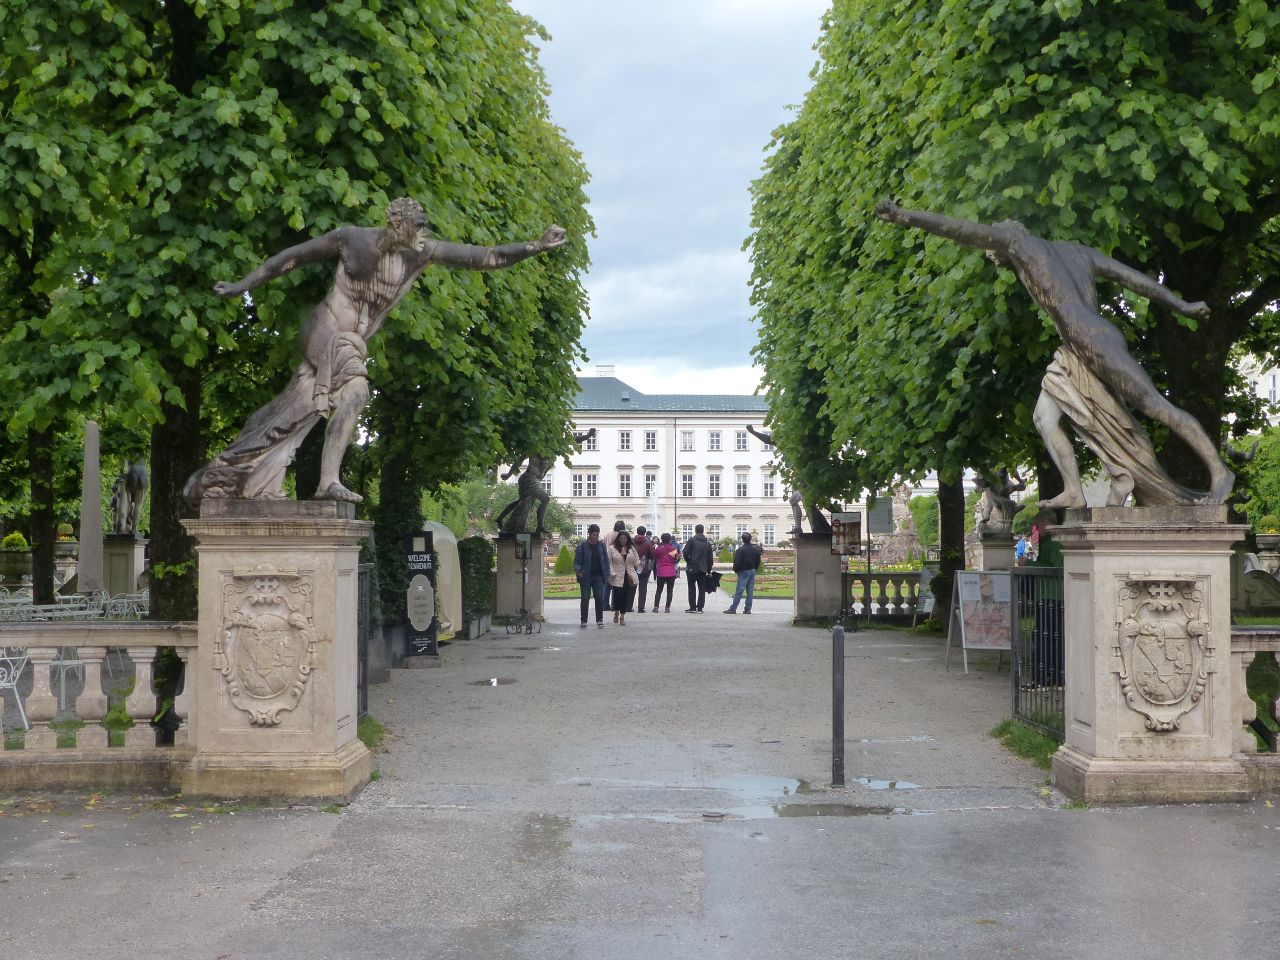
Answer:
(596, 364, 615, 377)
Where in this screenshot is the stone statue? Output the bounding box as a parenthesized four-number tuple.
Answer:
(184, 198, 567, 506)
(973, 468, 1024, 536)
(745, 424, 832, 535)
(875, 200, 1233, 508)
(109, 462, 148, 535)
(572, 427, 596, 446)
(494, 456, 552, 536)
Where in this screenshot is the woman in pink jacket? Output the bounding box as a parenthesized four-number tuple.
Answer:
(649, 532, 681, 613)
(607, 530, 642, 625)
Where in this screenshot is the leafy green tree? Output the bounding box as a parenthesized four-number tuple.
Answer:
(907, 495, 939, 548)
(2, 3, 590, 618)
(750, 0, 1279, 596)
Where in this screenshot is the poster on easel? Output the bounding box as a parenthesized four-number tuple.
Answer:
(945, 570, 1012, 673)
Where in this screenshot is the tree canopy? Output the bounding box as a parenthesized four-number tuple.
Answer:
(1, 1, 591, 615)
(749, 0, 1279, 506)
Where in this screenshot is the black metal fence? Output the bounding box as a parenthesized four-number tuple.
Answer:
(357, 562, 372, 718)
(1010, 567, 1065, 740)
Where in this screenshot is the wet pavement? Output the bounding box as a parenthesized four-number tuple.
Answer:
(3, 597, 1279, 959)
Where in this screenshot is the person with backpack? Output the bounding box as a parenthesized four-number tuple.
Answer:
(724, 532, 764, 614)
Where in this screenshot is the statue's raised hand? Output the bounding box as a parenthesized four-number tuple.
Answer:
(214, 280, 246, 298)
(1184, 300, 1210, 321)
(539, 225, 568, 251)
(875, 198, 906, 223)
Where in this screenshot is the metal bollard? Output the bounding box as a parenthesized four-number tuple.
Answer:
(832, 624, 845, 787)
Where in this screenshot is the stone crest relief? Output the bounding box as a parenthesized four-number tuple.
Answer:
(216, 566, 316, 726)
(1115, 578, 1211, 732)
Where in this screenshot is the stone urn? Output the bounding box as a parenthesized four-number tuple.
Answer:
(0, 550, 32, 586)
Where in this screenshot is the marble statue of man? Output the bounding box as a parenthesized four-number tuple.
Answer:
(184, 198, 566, 506)
(874, 200, 1233, 508)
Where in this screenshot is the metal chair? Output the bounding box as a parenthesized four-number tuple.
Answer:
(0, 647, 30, 730)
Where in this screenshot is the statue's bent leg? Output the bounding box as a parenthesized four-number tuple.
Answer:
(315, 375, 369, 503)
(1033, 390, 1086, 508)
(1100, 351, 1234, 501)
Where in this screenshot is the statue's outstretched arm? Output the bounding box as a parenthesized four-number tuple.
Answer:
(213, 231, 343, 298)
(746, 424, 773, 445)
(875, 199, 1012, 251)
(425, 225, 566, 271)
(1089, 250, 1210, 319)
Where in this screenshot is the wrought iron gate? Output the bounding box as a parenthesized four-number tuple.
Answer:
(357, 562, 372, 718)
(1010, 567, 1065, 740)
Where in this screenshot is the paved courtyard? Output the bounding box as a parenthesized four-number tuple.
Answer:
(3, 597, 1278, 959)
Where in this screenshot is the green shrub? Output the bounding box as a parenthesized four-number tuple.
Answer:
(457, 536, 495, 624)
(1257, 514, 1280, 535)
(1, 531, 29, 552)
(553, 543, 575, 574)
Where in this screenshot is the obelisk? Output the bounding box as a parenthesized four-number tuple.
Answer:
(78, 421, 104, 594)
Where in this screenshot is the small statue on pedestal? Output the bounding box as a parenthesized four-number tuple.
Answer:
(109, 462, 148, 535)
(495, 456, 552, 536)
(973, 468, 1025, 537)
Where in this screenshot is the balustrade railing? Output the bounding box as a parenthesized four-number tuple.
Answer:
(0, 621, 196, 790)
(841, 571, 924, 619)
(1230, 626, 1280, 757)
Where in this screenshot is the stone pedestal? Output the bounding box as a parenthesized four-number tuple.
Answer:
(103, 535, 146, 596)
(976, 532, 1013, 571)
(494, 535, 544, 622)
(1050, 505, 1250, 804)
(793, 532, 843, 625)
(181, 500, 373, 802)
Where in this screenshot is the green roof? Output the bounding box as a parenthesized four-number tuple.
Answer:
(574, 377, 769, 413)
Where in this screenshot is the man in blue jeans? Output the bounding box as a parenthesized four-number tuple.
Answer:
(573, 524, 611, 628)
(725, 532, 764, 614)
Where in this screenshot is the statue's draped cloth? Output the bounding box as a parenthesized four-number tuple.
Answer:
(183, 336, 368, 505)
(1041, 346, 1196, 506)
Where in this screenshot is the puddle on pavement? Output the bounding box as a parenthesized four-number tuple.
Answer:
(469, 677, 517, 686)
(773, 803, 896, 817)
(508, 646, 561, 651)
(517, 814, 572, 860)
(486, 655, 526, 660)
(853, 777, 920, 790)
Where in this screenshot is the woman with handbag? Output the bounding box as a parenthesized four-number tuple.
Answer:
(650, 533, 681, 613)
(607, 530, 641, 625)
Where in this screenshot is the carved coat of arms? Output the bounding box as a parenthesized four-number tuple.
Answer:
(1115, 578, 1211, 732)
(216, 567, 316, 726)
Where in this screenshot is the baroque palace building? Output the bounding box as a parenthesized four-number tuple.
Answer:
(545, 370, 791, 546)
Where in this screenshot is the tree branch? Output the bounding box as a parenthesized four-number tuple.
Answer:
(1232, 275, 1280, 326)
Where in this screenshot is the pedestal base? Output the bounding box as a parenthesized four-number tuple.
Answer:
(976, 534, 1013, 571)
(1053, 505, 1248, 804)
(103, 535, 146, 596)
(793, 533, 842, 625)
(182, 738, 372, 803)
(1052, 746, 1249, 804)
(494, 535, 545, 622)
(182, 500, 373, 804)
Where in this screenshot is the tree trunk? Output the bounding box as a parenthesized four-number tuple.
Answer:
(27, 424, 56, 604)
(149, 363, 203, 620)
(931, 473, 967, 628)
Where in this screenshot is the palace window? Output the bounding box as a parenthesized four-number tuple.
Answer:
(735, 430, 749, 451)
(762, 477, 775, 499)
(709, 523, 721, 541)
(571, 474, 584, 497)
(644, 430, 658, 451)
(586, 473, 598, 497)
(736, 473, 749, 497)
(763, 523, 776, 546)
(708, 474, 721, 497)
(681, 472, 694, 497)
(681, 523, 694, 541)
(583, 432, 598, 451)
(708, 431, 722, 451)
(619, 473, 632, 497)
(644, 472, 658, 496)
(736, 523, 749, 539)
(618, 430, 632, 451)
(680, 430, 695, 451)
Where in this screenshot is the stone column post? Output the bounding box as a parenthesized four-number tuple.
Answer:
(181, 500, 373, 802)
(494, 534, 545, 622)
(793, 532, 843, 625)
(78, 421, 104, 594)
(1050, 505, 1251, 803)
(103, 536, 147, 596)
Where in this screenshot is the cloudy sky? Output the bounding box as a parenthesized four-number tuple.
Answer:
(516, 0, 830, 394)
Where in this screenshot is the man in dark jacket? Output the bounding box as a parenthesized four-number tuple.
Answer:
(632, 526, 654, 613)
(724, 532, 764, 614)
(682, 524, 715, 613)
(573, 524, 611, 628)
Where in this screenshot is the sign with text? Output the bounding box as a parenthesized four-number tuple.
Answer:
(865, 496, 894, 535)
(830, 512, 862, 556)
(403, 530, 438, 657)
(954, 571, 1012, 651)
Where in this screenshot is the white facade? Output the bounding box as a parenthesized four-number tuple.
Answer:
(548, 378, 792, 546)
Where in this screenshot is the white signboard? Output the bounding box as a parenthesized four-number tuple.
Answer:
(946, 570, 1012, 673)
(830, 511, 862, 556)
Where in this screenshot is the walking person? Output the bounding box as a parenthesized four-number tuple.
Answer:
(651, 533, 680, 612)
(603, 520, 627, 611)
(573, 524, 610, 629)
(724, 532, 764, 614)
(632, 526, 654, 613)
(682, 523, 715, 613)
(607, 530, 641, 625)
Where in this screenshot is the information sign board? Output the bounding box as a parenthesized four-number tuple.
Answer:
(404, 530, 438, 657)
(865, 496, 894, 535)
(945, 570, 1012, 673)
(830, 511, 862, 556)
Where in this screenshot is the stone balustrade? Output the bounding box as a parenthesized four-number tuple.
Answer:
(843, 571, 925, 619)
(0, 620, 196, 791)
(1230, 626, 1280, 795)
